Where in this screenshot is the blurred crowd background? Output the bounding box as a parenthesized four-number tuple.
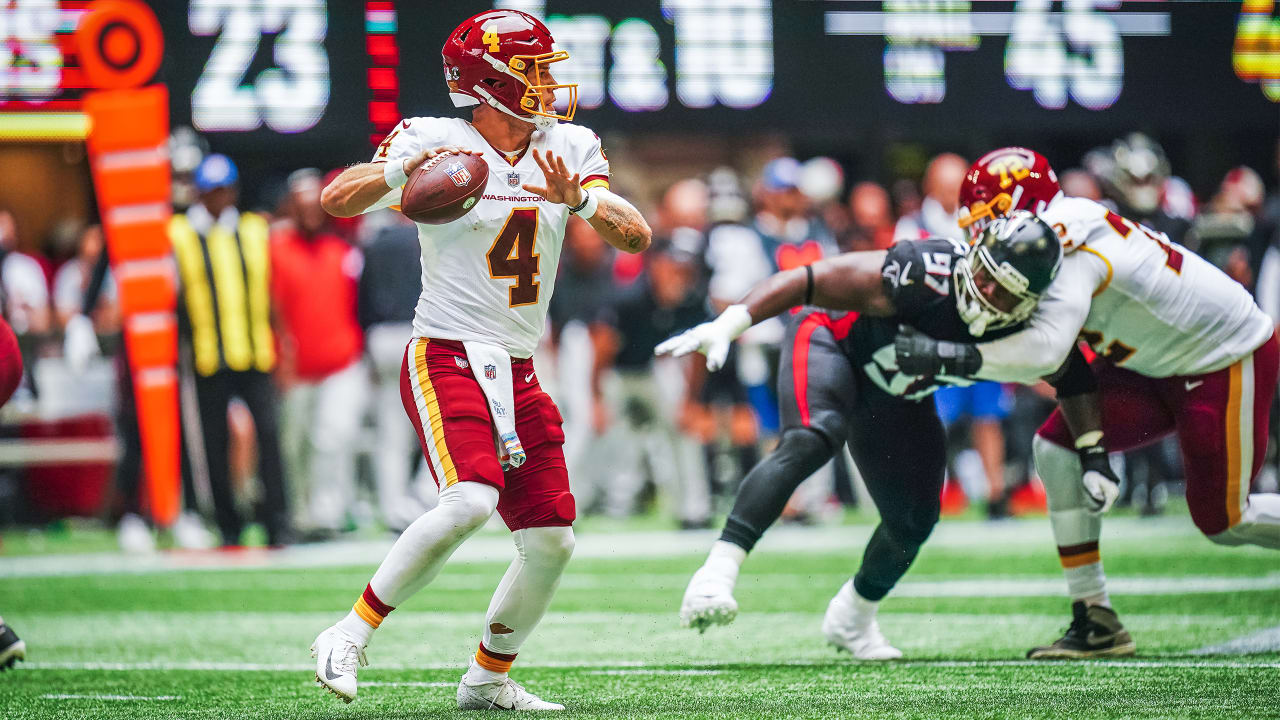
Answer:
(1, 127, 1279, 551)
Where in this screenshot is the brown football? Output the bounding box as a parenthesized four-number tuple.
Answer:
(399, 151, 488, 225)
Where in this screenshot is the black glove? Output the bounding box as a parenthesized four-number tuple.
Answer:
(894, 326, 983, 376)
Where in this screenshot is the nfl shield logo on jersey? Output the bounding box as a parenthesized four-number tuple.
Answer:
(454, 356, 469, 370)
(445, 161, 471, 188)
(506, 171, 521, 188)
(484, 363, 497, 380)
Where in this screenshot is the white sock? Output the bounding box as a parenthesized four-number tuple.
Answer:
(834, 579, 879, 627)
(335, 610, 376, 647)
(367, 482, 498, 607)
(465, 658, 508, 685)
(703, 540, 747, 582)
(1081, 591, 1111, 609)
(472, 526, 575, 675)
(1064, 561, 1109, 604)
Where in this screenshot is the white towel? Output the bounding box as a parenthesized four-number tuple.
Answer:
(462, 340, 526, 470)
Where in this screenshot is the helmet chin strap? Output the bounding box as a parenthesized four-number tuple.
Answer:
(471, 85, 556, 131)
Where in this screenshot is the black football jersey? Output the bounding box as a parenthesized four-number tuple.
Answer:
(839, 237, 1017, 401)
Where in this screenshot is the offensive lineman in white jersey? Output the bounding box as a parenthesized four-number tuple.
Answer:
(895, 147, 1280, 659)
(310, 10, 650, 710)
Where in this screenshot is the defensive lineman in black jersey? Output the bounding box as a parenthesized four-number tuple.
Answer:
(656, 212, 1102, 657)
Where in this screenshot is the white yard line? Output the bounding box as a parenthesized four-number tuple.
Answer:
(40, 694, 182, 701)
(1192, 625, 1280, 655)
(359, 681, 455, 688)
(25, 657, 1280, 672)
(0, 517, 1206, 578)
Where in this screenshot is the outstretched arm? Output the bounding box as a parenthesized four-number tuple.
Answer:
(321, 145, 480, 218)
(655, 251, 894, 370)
(522, 149, 651, 254)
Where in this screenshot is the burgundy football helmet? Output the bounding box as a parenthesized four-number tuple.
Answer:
(957, 147, 1062, 241)
(442, 10, 577, 131)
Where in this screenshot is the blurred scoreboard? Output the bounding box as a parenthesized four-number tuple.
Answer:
(2, 1, 1275, 164)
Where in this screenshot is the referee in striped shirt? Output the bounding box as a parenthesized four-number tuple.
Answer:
(172, 155, 292, 547)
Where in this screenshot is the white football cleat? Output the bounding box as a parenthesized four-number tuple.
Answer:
(311, 626, 368, 703)
(822, 583, 902, 660)
(457, 663, 564, 711)
(116, 513, 156, 554)
(679, 566, 738, 633)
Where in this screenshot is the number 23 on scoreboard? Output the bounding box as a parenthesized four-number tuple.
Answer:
(487, 208, 541, 308)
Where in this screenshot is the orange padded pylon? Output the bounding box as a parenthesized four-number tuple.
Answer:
(78, 3, 179, 528)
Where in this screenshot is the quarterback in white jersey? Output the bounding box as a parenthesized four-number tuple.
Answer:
(309, 10, 650, 711)
(363, 115, 611, 358)
(897, 147, 1280, 660)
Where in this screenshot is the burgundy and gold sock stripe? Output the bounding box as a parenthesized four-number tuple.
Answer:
(353, 584, 395, 629)
(475, 643, 517, 674)
(1057, 540, 1100, 569)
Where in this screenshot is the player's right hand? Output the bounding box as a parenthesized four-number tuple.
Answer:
(1078, 443, 1121, 514)
(402, 145, 481, 177)
(654, 304, 753, 372)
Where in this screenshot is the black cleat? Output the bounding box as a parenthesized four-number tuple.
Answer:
(0, 619, 26, 670)
(1028, 601, 1136, 659)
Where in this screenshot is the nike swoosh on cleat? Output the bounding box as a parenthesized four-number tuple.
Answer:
(324, 651, 342, 681)
(1086, 631, 1117, 648)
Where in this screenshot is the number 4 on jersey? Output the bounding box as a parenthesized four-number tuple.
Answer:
(487, 208, 540, 307)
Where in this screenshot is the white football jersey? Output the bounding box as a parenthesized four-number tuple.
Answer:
(977, 196, 1273, 383)
(365, 116, 610, 358)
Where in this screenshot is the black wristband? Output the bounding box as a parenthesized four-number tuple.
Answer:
(803, 264, 815, 305)
(568, 194, 590, 214)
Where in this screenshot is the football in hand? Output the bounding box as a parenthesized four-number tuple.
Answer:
(399, 151, 488, 225)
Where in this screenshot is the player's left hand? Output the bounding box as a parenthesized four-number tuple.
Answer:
(894, 326, 982, 377)
(523, 149, 583, 207)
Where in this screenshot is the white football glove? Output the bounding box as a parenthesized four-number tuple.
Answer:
(1082, 470, 1120, 514)
(654, 304, 753, 372)
(64, 313, 101, 376)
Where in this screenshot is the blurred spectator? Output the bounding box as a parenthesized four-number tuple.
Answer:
(171, 154, 291, 547)
(753, 157, 838, 271)
(1058, 168, 1103, 202)
(52, 225, 117, 333)
(548, 216, 618, 512)
(890, 178, 922, 222)
(1085, 133, 1193, 242)
(844, 181, 895, 251)
(358, 210, 432, 531)
(596, 235, 711, 528)
(894, 152, 967, 240)
(1186, 166, 1270, 289)
(800, 156, 849, 243)
(0, 210, 51, 337)
(271, 168, 367, 537)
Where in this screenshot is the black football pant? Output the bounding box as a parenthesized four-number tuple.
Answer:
(720, 311, 945, 601)
(184, 370, 290, 546)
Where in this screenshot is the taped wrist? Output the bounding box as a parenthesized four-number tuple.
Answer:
(1080, 440, 1111, 474)
(935, 340, 982, 376)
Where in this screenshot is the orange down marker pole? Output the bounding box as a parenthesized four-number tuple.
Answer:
(76, 2, 180, 527)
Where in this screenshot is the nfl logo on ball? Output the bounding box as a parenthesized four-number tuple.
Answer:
(484, 363, 497, 380)
(445, 161, 471, 187)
